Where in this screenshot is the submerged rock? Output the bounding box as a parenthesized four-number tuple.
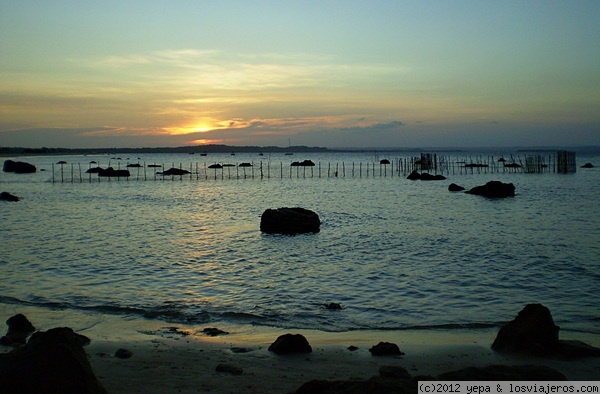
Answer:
(448, 183, 465, 192)
(268, 333, 312, 354)
(3, 160, 36, 174)
(0, 191, 20, 202)
(97, 167, 130, 177)
(260, 207, 320, 234)
(160, 167, 191, 176)
(466, 181, 515, 198)
(406, 171, 446, 181)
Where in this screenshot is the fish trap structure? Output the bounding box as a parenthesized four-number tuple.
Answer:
(48, 150, 577, 183)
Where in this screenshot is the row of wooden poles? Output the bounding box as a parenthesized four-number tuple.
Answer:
(51, 153, 577, 183)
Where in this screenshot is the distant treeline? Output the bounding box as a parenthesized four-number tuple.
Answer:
(0, 144, 333, 156)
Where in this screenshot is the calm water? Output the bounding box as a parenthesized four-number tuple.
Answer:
(1, 150, 599, 334)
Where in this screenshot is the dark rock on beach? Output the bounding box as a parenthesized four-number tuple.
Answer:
(369, 341, 404, 356)
(260, 207, 320, 234)
(216, 363, 243, 375)
(448, 183, 465, 192)
(202, 327, 229, 337)
(492, 303, 600, 358)
(492, 303, 559, 355)
(295, 365, 567, 394)
(114, 348, 133, 359)
(1, 191, 20, 202)
(0, 327, 106, 393)
(466, 181, 515, 198)
(1, 314, 35, 346)
(268, 333, 312, 354)
(437, 364, 567, 380)
(3, 159, 37, 174)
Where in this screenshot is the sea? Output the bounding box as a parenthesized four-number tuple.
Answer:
(1, 149, 599, 339)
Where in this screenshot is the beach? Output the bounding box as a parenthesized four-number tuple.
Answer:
(2, 306, 599, 393)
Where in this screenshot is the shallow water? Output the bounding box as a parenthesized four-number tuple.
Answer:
(2, 150, 599, 334)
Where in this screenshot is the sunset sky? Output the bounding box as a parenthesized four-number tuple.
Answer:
(1, 1, 599, 149)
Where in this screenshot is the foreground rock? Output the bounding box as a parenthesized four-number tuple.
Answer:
(295, 365, 566, 393)
(466, 181, 515, 198)
(492, 303, 600, 358)
(260, 207, 320, 234)
(0, 314, 35, 346)
(268, 333, 312, 354)
(0, 327, 106, 393)
(3, 160, 37, 174)
(369, 341, 404, 356)
(0, 191, 20, 202)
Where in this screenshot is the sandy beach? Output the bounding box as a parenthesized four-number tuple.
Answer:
(2, 306, 599, 393)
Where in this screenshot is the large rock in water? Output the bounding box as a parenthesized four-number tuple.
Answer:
(260, 207, 320, 234)
(3, 160, 37, 174)
(466, 181, 515, 197)
(0, 327, 106, 393)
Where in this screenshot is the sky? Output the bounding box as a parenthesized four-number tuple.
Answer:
(1, 1, 599, 149)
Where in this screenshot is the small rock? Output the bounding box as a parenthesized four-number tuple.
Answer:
(1, 314, 35, 346)
(581, 163, 594, 168)
(268, 333, 312, 354)
(379, 365, 412, 379)
(369, 341, 404, 356)
(448, 183, 465, 192)
(114, 348, 133, 359)
(325, 303, 342, 310)
(347, 346, 359, 351)
(216, 363, 243, 375)
(0, 192, 20, 202)
(202, 327, 229, 337)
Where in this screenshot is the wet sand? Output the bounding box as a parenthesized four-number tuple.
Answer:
(1, 306, 599, 393)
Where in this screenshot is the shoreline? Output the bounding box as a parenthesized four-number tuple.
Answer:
(2, 306, 599, 393)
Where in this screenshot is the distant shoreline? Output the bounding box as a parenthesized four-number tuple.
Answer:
(2, 145, 599, 157)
